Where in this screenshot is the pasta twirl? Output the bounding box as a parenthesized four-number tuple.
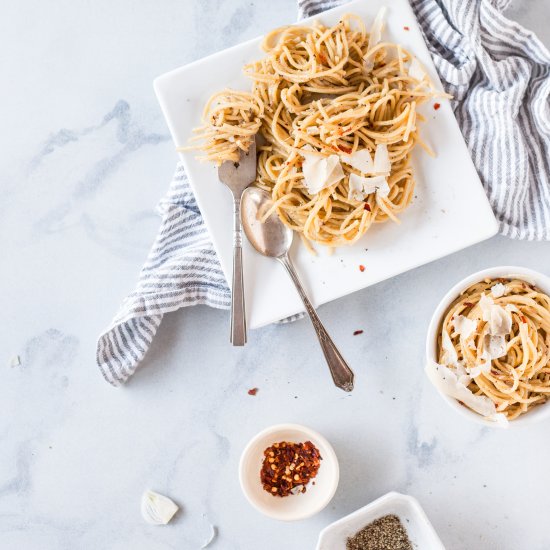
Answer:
(183, 13, 447, 248)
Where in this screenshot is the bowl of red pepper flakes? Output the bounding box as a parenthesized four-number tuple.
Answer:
(239, 424, 339, 521)
(239, 424, 340, 521)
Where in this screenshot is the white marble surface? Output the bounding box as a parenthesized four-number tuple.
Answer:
(2, 1, 550, 549)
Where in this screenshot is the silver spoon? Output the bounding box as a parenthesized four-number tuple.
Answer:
(241, 186, 355, 392)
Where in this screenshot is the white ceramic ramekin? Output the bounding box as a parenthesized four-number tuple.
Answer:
(238, 423, 339, 521)
(426, 265, 550, 428)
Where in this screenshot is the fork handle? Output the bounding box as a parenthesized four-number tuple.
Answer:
(230, 196, 246, 346)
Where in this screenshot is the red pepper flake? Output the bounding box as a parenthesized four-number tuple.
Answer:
(353, 330, 364, 336)
(359, 265, 365, 272)
(433, 103, 441, 110)
(338, 144, 353, 154)
(364, 203, 371, 211)
(248, 387, 258, 396)
(260, 441, 322, 497)
(521, 315, 527, 323)
(337, 128, 344, 136)
(318, 53, 328, 65)
(464, 302, 475, 307)
(404, 26, 410, 31)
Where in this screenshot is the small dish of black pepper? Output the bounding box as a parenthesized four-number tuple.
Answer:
(346, 515, 412, 550)
(315, 492, 446, 550)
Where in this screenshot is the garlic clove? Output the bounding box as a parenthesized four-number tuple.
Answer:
(141, 490, 179, 525)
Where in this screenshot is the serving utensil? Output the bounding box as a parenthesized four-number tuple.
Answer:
(218, 139, 257, 346)
(241, 186, 355, 392)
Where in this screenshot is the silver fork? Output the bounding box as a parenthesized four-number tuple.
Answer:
(218, 139, 257, 346)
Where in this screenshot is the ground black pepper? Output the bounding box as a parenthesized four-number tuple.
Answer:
(346, 515, 412, 550)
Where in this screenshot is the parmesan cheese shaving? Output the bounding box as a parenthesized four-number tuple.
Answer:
(453, 315, 476, 340)
(301, 148, 345, 194)
(373, 143, 391, 175)
(454, 362, 473, 386)
(376, 179, 390, 197)
(425, 361, 502, 419)
(408, 57, 427, 82)
(505, 303, 519, 314)
(485, 335, 507, 359)
(363, 7, 387, 72)
(491, 283, 507, 298)
(348, 174, 389, 201)
(341, 148, 374, 173)
(441, 330, 459, 366)
(477, 351, 492, 373)
(479, 294, 512, 336)
(468, 365, 483, 378)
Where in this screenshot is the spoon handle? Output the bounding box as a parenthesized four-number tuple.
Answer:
(278, 255, 354, 392)
(230, 195, 246, 346)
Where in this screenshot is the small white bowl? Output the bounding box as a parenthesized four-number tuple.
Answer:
(238, 423, 339, 521)
(426, 265, 550, 428)
(316, 491, 445, 549)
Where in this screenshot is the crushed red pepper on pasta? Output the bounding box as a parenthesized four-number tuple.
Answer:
(338, 144, 353, 154)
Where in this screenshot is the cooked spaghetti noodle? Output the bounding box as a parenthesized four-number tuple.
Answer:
(183, 12, 447, 248)
(436, 278, 550, 420)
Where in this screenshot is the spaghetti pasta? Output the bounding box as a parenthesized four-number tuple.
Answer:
(436, 278, 550, 420)
(183, 12, 447, 248)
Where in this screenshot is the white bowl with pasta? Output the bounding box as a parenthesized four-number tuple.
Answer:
(426, 266, 550, 428)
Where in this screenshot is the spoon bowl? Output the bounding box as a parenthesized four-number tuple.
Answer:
(241, 186, 293, 258)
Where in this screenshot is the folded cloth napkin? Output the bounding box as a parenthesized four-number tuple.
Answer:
(97, 0, 550, 385)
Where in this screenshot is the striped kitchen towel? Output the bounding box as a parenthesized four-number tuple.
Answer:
(97, 0, 550, 385)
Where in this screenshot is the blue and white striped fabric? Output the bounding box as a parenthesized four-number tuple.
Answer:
(97, 165, 230, 385)
(97, 0, 550, 385)
(409, 0, 550, 239)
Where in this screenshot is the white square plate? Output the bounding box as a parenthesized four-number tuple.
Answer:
(154, 0, 498, 328)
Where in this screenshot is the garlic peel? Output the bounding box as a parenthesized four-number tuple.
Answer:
(200, 524, 217, 549)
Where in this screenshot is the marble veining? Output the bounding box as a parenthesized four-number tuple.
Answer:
(30, 100, 169, 237)
(2, 1, 550, 549)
